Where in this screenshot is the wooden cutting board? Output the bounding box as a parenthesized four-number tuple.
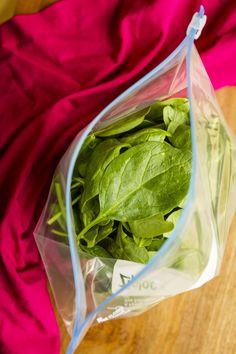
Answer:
(57, 86, 236, 354)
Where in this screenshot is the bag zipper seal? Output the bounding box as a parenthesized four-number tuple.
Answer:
(187, 5, 207, 39)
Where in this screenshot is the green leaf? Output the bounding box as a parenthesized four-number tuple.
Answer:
(79, 244, 112, 258)
(163, 106, 189, 133)
(77, 134, 101, 177)
(77, 141, 191, 240)
(146, 98, 188, 122)
(57, 97, 193, 264)
(96, 220, 115, 243)
(98, 141, 191, 221)
(178, 101, 189, 113)
(163, 104, 191, 150)
(81, 220, 115, 248)
(80, 196, 100, 227)
(80, 139, 130, 220)
(161, 98, 189, 107)
(137, 119, 156, 129)
(178, 196, 187, 208)
(95, 107, 150, 137)
(121, 236, 149, 263)
(115, 222, 126, 248)
(164, 209, 183, 238)
(102, 225, 149, 263)
(129, 213, 173, 238)
(81, 224, 99, 248)
(147, 237, 166, 251)
(148, 251, 158, 260)
(122, 222, 131, 233)
(169, 124, 191, 149)
(102, 237, 122, 259)
(133, 234, 153, 247)
(116, 224, 149, 263)
(120, 127, 171, 146)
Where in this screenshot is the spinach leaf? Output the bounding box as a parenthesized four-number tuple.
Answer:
(76, 134, 101, 177)
(95, 107, 150, 137)
(147, 237, 166, 251)
(49, 97, 192, 263)
(81, 224, 99, 248)
(80, 196, 100, 227)
(164, 209, 183, 237)
(98, 141, 191, 221)
(102, 225, 149, 263)
(97, 220, 115, 242)
(79, 244, 112, 258)
(177, 101, 189, 113)
(122, 236, 149, 263)
(163, 104, 191, 150)
(77, 141, 191, 239)
(138, 119, 156, 129)
(178, 196, 186, 208)
(163, 106, 189, 134)
(146, 98, 188, 122)
(148, 251, 157, 260)
(120, 127, 171, 146)
(80, 139, 130, 218)
(129, 213, 173, 238)
(133, 234, 153, 247)
(102, 237, 122, 259)
(162, 98, 189, 107)
(81, 220, 115, 248)
(116, 224, 149, 263)
(169, 124, 191, 149)
(122, 222, 131, 233)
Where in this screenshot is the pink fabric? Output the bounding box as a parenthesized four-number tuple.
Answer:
(0, 0, 236, 353)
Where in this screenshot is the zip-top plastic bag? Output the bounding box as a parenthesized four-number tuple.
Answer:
(34, 7, 236, 353)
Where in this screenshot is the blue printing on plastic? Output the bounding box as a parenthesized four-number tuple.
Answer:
(65, 6, 204, 353)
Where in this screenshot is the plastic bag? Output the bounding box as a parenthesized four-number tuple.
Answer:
(34, 7, 236, 353)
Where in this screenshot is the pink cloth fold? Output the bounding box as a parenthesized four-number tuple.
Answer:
(0, 0, 236, 353)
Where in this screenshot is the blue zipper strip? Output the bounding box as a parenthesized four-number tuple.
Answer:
(65, 6, 204, 353)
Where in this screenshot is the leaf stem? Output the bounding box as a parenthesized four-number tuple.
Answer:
(55, 182, 66, 221)
(77, 214, 106, 242)
(48, 211, 62, 225)
(52, 229, 68, 237)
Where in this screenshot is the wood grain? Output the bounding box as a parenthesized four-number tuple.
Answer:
(57, 86, 236, 354)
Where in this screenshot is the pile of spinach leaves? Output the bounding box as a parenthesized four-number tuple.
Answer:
(48, 98, 192, 264)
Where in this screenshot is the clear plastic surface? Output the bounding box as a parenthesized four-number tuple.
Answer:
(34, 15, 236, 353)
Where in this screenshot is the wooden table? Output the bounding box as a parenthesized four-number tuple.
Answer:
(58, 87, 236, 354)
